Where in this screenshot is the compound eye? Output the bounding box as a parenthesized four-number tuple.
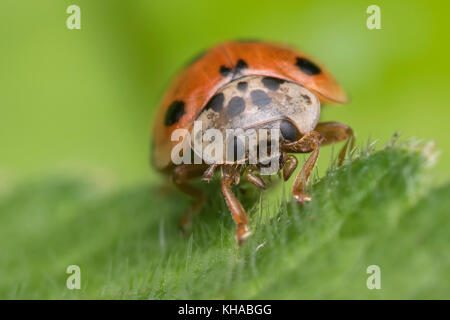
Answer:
(280, 120, 301, 142)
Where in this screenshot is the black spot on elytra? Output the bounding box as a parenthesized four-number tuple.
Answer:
(296, 57, 321, 76)
(227, 96, 246, 116)
(220, 59, 248, 78)
(262, 77, 285, 91)
(237, 81, 248, 92)
(204, 93, 225, 112)
(164, 101, 185, 126)
(220, 65, 233, 76)
(280, 120, 299, 141)
(235, 59, 248, 72)
(301, 94, 312, 105)
(251, 90, 271, 107)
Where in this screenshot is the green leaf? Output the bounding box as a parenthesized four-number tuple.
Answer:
(0, 140, 448, 299)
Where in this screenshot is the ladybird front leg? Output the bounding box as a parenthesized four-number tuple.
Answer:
(282, 131, 320, 204)
(314, 122, 354, 166)
(281, 154, 298, 181)
(173, 164, 208, 236)
(221, 165, 251, 245)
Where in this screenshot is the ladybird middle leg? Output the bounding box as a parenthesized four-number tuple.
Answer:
(315, 121, 355, 166)
(244, 165, 266, 190)
(220, 165, 251, 244)
(282, 131, 321, 204)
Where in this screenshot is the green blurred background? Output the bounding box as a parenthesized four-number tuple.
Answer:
(1, 0, 449, 189)
(1, 0, 450, 300)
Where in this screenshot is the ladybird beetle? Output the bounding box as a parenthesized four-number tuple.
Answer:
(152, 41, 354, 244)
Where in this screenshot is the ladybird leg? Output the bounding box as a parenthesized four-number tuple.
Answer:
(221, 165, 251, 245)
(282, 154, 298, 181)
(282, 131, 321, 204)
(315, 122, 354, 166)
(172, 164, 208, 235)
(202, 164, 219, 182)
(244, 165, 266, 190)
